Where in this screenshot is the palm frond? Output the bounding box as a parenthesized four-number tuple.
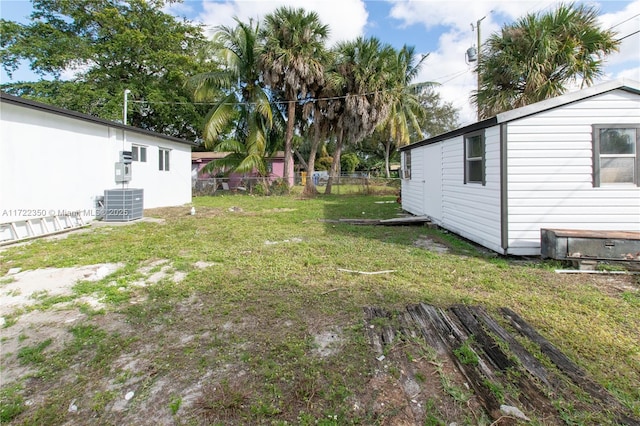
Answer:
(202, 93, 237, 147)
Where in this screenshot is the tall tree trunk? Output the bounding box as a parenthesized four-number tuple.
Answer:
(294, 149, 308, 171)
(384, 139, 392, 178)
(284, 100, 296, 187)
(303, 117, 321, 196)
(325, 129, 343, 195)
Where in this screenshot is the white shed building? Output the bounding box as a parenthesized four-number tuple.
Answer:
(400, 79, 640, 256)
(1, 92, 194, 229)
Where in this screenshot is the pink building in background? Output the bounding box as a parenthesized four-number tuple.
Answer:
(191, 151, 285, 190)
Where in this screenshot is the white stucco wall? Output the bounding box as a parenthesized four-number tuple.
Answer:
(0, 99, 192, 229)
(124, 132, 192, 209)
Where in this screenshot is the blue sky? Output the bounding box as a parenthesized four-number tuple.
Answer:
(1, 0, 639, 125)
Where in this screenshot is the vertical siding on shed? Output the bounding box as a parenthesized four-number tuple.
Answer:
(506, 90, 640, 255)
(401, 144, 428, 216)
(422, 143, 444, 220)
(441, 127, 503, 253)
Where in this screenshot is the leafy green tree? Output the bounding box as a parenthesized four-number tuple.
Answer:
(261, 7, 329, 187)
(191, 19, 281, 185)
(1, 0, 208, 139)
(316, 156, 333, 171)
(340, 152, 360, 174)
(473, 2, 619, 118)
(353, 132, 392, 174)
(417, 87, 459, 138)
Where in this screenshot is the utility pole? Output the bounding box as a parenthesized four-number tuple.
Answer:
(123, 89, 131, 125)
(474, 16, 486, 121)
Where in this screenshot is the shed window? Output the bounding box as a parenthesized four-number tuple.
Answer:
(159, 148, 170, 171)
(403, 151, 411, 179)
(593, 125, 639, 186)
(464, 132, 485, 185)
(132, 145, 147, 162)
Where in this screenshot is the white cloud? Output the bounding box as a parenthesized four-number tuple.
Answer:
(614, 66, 640, 81)
(196, 0, 368, 46)
(414, 30, 479, 125)
(388, 0, 560, 34)
(388, 0, 562, 124)
(391, 0, 639, 124)
(596, 0, 640, 81)
(162, 1, 196, 17)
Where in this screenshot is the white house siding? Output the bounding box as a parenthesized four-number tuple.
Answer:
(505, 89, 640, 255)
(0, 98, 192, 228)
(440, 126, 503, 253)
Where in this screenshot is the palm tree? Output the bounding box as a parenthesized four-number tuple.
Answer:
(190, 19, 278, 183)
(325, 37, 395, 194)
(261, 7, 329, 187)
(473, 3, 619, 118)
(301, 75, 341, 195)
(376, 46, 430, 177)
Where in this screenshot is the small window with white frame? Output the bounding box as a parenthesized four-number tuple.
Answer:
(593, 125, 639, 187)
(159, 148, 170, 171)
(403, 151, 411, 179)
(464, 131, 485, 185)
(132, 145, 147, 162)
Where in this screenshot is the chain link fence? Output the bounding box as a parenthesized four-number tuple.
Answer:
(192, 174, 401, 196)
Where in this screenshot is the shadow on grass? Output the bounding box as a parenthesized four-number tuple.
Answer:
(320, 193, 566, 272)
(321, 194, 496, 259)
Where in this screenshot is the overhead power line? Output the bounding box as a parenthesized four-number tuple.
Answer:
(616, 29, 640, 42)
(129, 69, 471, 108)
(130, 88, 395, 107)
(608, 13, 640, 30)
(431, 68, 470, 82)
(439, 69, 471, 85)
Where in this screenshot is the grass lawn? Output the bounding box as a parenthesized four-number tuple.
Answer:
(1, 193, 638, 425)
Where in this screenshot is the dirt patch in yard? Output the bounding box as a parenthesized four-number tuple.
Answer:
(1, 259, 201, 386)
(2, 260, 638, 425)
(144, 206, 225, 221)
(0, 264, 123, 316)
(413, 236, 449, 254)
(562, 271, 640, 298)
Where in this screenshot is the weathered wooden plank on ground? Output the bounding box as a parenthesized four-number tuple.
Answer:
(320, 216, 431, 226)
(469, 306, 555, 389)
(379, 216, 431, 226)
(413, 303, 504, 420)
(363, 303, 639, 425)
(451, 305, 559, 418)
(501, 307, 640, 425)
(363, 306, 386, 356)
(450, 305, 515, 371)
